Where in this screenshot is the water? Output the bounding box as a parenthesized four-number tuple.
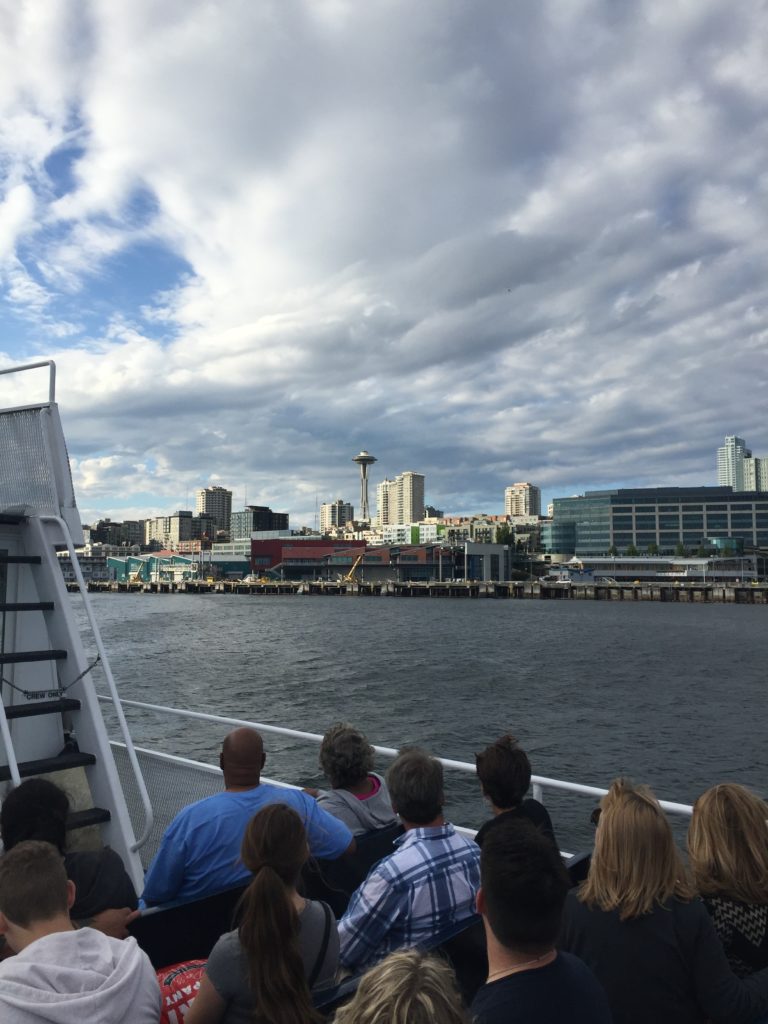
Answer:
(76, 594, 767, 851)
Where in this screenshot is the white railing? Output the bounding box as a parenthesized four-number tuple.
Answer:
(96, 696, 694, 822)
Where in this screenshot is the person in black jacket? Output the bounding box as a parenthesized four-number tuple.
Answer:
(560, 777, 768, 1024)
(474, 734, 557, 848)
(0, 777, 137, 936)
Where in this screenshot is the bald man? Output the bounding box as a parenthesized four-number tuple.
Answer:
(141, 728, 354, 905)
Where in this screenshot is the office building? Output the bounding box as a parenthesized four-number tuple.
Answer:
(320, 499, 354, 534)
(504, 482, 541, 517)
(195, 486, 233, 532)
(230, 505, 290, 541)
(717, 436, 751, 490)
(377, 472, 425, 525)
(542, 487, 768, 556)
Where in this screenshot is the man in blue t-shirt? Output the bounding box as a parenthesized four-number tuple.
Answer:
(471, 817, 611, 1024)
(142, 727, 354, 905)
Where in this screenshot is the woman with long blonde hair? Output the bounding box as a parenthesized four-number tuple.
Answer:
(560, 778, 768, 1024)
(688, 783, 768, 977)
(186, 803, 337, 1024)
(333, 949, 469, 1024)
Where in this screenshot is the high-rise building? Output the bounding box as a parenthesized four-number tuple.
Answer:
(717, 436, 751, 490)
(744, 456, 768, 492)
(230, 506, 290, 540)
(504, 482, 541, 517)
(195, 486, 233, 532)
(320, 499, 354, 534)
(377, 471, 425, 525)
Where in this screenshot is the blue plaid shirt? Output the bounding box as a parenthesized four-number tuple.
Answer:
(338, 822, 481, 970)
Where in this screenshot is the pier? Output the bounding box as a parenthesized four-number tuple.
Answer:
(71, 580, 768, 604)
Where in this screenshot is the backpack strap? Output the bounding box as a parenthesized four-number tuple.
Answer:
(308, 901, 333, 990)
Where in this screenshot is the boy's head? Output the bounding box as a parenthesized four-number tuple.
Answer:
(478, 817, 570, 955)
(0, 841, 74, 949)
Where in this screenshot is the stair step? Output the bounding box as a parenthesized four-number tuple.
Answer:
(66, 807, 111, 831)
(0, 513, 26, 525)
(0, 554, 41, 565)
(0, 602, 55, 612)
(0, 750, 96, 783)
(0, 649, 67, 665)
(3, 698, 81, 720)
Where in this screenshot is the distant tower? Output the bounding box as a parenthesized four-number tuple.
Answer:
(352, 450, 377, 521)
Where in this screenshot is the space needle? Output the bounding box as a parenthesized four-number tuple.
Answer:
(352, 450, 377, 522)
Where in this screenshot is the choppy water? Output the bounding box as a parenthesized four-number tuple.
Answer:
(77, 593, 767, 850)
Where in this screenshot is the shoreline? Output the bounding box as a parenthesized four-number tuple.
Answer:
(71, 579, 768, 605)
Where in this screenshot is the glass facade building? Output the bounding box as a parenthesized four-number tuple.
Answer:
(544, 487, 768, 555)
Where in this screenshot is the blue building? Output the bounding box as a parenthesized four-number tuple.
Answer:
(542, 487, 768, 556)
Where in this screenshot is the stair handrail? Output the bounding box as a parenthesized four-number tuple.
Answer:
(0, 702, 22, 787)
(41, 514, 155, 849)
(0, 360, 56, 404)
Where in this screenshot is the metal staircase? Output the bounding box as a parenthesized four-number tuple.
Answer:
(0, 361, 151, 894)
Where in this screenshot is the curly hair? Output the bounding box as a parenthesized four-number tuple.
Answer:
(319, 723, 375, 790)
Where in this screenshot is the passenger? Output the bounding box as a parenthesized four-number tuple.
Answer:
(559, 777, 768, 1024)
(471, 816, 611, 1024)
(142, 726, 355, 905)
(314, 722, 397, 836)
(333, 948, 469, 1024)
(0, 840, 160, 1023)
(0, 777, 139, 937)
(338, 747, 480, 971)
(185, 804, 336, 1024)
(473, 734, 557, 847)
(688, 783, 768, 976)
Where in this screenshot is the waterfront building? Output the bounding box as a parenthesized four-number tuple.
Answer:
(504, 482, 541, 517)
(377, 471, 425, 525)
(230, 505, 289, 540)
(84, 519, 144, 547)
(542, 487, 768, 556)
(195, 485, 232, 532)
(320, 499, 354, 534)
(744, 456, 768, 492)
(717, 436, 751, 490)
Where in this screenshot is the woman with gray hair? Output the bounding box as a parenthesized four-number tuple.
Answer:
(315, 723, 396, 836)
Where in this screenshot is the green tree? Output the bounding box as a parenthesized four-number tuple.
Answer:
(608, 544, 618, 556)
(696, 544, 709, 557)
(646, 542, 659, 555)
(674, 542, 687, 557)
(626, 544, 639, 556)
(494, 525, 513, 546)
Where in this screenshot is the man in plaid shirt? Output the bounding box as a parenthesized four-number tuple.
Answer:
(338, 747, 481, 971)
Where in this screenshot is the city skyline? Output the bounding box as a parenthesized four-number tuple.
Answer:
(0, 3, 767, 528)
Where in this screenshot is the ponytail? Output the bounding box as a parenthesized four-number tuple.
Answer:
(237, 805, 320, 1024)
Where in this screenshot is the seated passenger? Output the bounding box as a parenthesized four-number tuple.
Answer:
(472, 816, 611, 1024)
(1, 777, 138, 936)
(142, 727, 354, 905)
(474, 734, 557, 847)
(0, 841, 159, 1023)
(338, 747, 480, 971)
(333, 948, 469, 1024)
(688, 783, 768, 976)
(185, 804, 337, 1024)
(315, 722, 397, 836)
(560, 778, 768, 1024)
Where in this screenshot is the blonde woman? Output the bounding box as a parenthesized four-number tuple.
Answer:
(559, 778, 768, 1024)
(333, 949, 469, 1024)
(689, 783, 768, 977)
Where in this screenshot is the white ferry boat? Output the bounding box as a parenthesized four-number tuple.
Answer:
(0, 359, 695, 1002)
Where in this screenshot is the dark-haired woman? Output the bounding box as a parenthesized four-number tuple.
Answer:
(185, 803, 337, 1024)
(0, 777, 138, 925)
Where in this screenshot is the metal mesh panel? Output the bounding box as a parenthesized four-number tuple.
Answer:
(112, 745, 224, 868)
(0, 407, 60, 514)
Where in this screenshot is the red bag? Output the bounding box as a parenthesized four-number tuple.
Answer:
(156, 960, 206, 1023)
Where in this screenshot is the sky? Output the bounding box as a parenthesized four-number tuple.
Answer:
(0, 0, 767, 528)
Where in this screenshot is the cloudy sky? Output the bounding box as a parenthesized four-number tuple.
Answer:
(1, 0, 767, 526)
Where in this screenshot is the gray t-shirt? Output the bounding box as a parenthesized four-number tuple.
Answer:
(316, 773, 397, 835)
(205, 899, 338, 1024)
